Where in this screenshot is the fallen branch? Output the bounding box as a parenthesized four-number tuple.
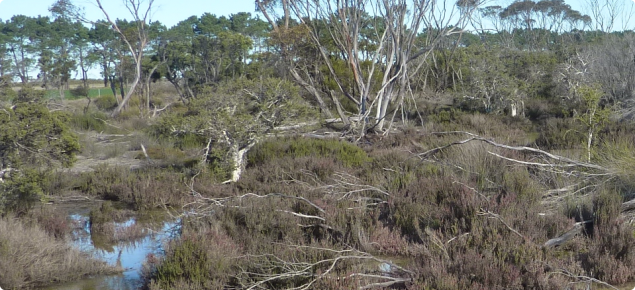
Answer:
(543, 221, 592, 248)
(548, 268, 618, 290)
(414, 131, 608, 172)
(239, 246, 412, 290)
(478, 209, 529, 242)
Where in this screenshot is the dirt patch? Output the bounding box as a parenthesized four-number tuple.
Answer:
(69, 154, 144, 174)
(68, 132, 147, 174)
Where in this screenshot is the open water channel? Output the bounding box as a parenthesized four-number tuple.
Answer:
(39, 202, 179, 290)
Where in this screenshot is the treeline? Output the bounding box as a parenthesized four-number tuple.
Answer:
(1, 0, 634, 125)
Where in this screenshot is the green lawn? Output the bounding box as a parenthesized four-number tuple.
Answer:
(44, 87, 118, 100)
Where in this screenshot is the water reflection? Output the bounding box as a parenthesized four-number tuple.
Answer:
(41, 206, 179, 290)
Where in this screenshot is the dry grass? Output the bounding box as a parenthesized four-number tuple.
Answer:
(0, 216, 119, 289)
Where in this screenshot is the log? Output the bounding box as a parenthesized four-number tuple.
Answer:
(543, 221, 591, 248)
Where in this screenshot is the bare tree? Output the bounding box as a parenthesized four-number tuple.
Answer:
(257, 0, 482, 133)
(93, 0, 154, 117)
(584, 0, 634, 32)
(52, 0, 154, 116)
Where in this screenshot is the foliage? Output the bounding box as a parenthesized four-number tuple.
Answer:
(0, 99, 79, 213)
(153, 77, 317, 176)
(248, 137, 370, 168)
(0, 102, 80, 168)
(69, 111, 109, 131)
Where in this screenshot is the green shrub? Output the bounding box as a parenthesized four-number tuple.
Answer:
(248, 137, 370, 167)
(95, 94, 117, 110)
(70, 86, 89, 98)
(69, 111, 109, 131)
(0, 168, 46, 214)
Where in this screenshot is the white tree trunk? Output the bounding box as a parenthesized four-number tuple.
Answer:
(227, 142, 257, 183)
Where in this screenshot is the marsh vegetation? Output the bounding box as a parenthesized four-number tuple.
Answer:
(3, 0, 635, 289)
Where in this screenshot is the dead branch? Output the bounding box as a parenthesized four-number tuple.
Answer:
(478, 209, 529, 242)
(239, 246, 412, 290)
(543, 221, 592, 248)
(415, 131, 609, 172)
(291, 171, 390, 206)
(184, 192, 325, 215)
(548, 268, 618, 290)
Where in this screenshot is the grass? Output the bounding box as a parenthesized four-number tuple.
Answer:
(44, 87, 117, 100)
(0, 215, 119, 289)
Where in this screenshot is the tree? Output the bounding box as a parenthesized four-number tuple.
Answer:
(56, 0, 156, 116)
(257, 0, 483, 133)
(93, 0, 155, 117)
(88, 20, 118, 94)
(585, 0, 634, 33)
(2, 15, 45, 84)
(156, 78, 316, 182)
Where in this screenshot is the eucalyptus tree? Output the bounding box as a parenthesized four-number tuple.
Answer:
(92, 0, 155, 117)
(257, 0, 482, 132)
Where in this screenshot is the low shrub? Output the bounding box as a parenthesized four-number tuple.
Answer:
(94, 94, 117, 111)
(248, 137, 370, 168)
(70, 86, 89, 98)
(145, 221, 242, 289)
(69, 111, 109, 132)
(77, 166, 191, 209)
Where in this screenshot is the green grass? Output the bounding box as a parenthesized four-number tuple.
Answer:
(44, 87, 118, 100)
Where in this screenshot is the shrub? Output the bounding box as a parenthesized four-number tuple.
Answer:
(77, 166, 191, 209)
(69, 111, 109, 132)
(147, 222, 242, 289)
(70, 86, 89, 98)
(248, 137, 370, 168)
(94, 94, 117, 111)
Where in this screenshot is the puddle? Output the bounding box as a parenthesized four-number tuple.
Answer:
(40, 203, 179, 290)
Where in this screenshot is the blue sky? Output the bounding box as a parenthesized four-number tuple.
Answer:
(0, 0, 627, 30)
(0, 0, 256, 27)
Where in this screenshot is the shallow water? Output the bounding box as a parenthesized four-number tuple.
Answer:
(40, 204, 179, 290)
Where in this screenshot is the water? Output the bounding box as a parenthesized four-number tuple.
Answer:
(40, 204, 179, 290)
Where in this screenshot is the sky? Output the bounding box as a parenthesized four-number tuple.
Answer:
(0, 0, 628, 30)
(0, 0, 256, 28)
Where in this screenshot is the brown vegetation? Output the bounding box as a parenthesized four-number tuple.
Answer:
(0, 215, 119, 289)
(134, 111, 635, 289)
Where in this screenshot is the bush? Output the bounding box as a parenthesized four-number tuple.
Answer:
(70, 86, 89, 98)
(146, 222, 242, 289)
(69, 111, 109, 131)
(94, 94, 117, 111)
(77, 166, 191, 209)
(248, 137, 371, 168)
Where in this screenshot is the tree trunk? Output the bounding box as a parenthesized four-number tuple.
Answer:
(227, 142, 257, 183)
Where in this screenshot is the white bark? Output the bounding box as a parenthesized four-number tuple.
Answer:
(225, 142, 257, 183)
(93, 0, 154, 118)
